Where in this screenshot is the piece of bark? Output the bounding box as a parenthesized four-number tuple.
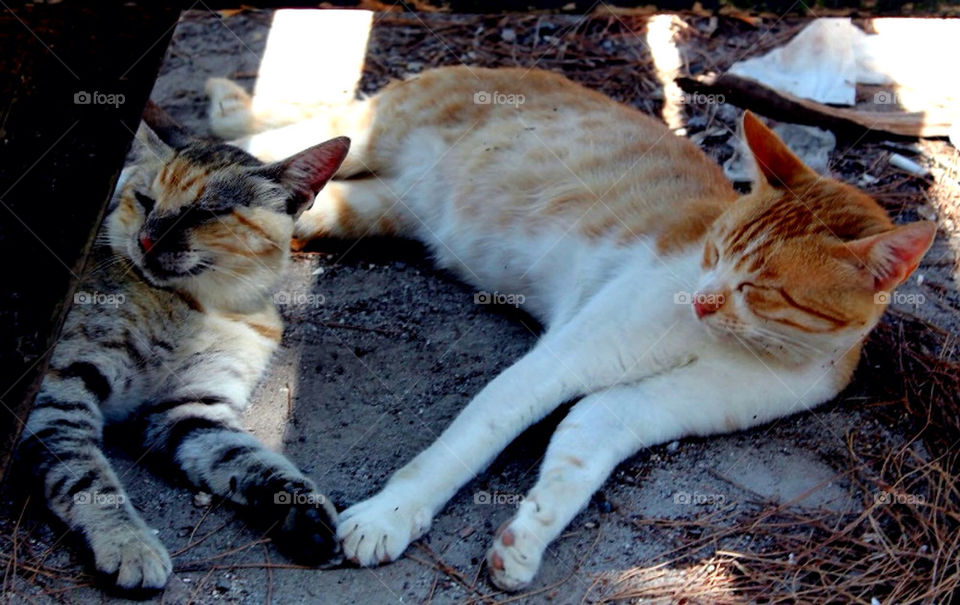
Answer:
(677, 73, 953, 139)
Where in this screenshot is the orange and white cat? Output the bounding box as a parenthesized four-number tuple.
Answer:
(206, 66, 935, 590)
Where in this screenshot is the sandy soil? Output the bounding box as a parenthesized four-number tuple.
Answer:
(1, 10, 956, 604)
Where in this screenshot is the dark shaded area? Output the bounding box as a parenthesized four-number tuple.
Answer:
(0, 4, 180, 479)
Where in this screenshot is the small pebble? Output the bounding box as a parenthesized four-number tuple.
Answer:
(193, 492, 212, 507)
(501, 28, 516, 42)
(666, 440, 680, 453)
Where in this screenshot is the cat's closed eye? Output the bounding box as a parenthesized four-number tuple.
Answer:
(134, 191, 156, 213)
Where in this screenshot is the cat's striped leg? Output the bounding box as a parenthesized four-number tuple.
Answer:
(20, 373, 172, 592)
(485, 384, 648, 590)
(140, 398, 340, 564)
(293, 179, 402, 248)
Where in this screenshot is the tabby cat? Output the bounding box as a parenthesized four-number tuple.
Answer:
(207, 66, 935, 590)
(18, 114, 349, 592)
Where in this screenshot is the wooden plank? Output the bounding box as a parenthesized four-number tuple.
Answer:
(677, 73, 954, 139)
(0, 4, 181, 480)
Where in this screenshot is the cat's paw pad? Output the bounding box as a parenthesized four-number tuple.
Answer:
(91, 526, 172, 593)
(272, 490, 340, 566)
(337, 493, 431, 566)
(486, 519, 544, 591)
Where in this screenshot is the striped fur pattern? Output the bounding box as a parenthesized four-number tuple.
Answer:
(18, 124, 349, 593)
(208, 66, 936, 591)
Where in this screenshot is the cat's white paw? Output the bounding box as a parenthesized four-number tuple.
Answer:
(337, 491, 432, 566)
(90, 524, 172, 591)
(204, 77, 256, 140)
(486, 516, 546, 591)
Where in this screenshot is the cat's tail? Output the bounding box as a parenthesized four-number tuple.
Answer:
(205, 78, 375, 178)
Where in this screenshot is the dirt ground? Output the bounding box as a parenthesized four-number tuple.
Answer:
(2, 9, 958, 604)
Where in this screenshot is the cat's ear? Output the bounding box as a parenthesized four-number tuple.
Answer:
(267, 136, 350, 216)
(840, 221, 936, 292)
(141, 100, 192, 150)
(742, 111, 816, 189)
(131, 123, 175, 162)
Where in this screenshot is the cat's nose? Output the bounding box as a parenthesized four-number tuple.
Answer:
(139, 233, 154, 254)
(693, 292, 724, 318)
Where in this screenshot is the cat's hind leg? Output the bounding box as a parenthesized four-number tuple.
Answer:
(205, 78, 334, 139)
(20, 373, 172, 593)
(293, 178, 404, 247)
(206, 77, 375, 177)
(205, 78, 262, 140)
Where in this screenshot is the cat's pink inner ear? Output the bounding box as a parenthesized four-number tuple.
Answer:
(741, 111, 814, 189)
(845, 221, 937, 292)
(283, 136, 351, 195)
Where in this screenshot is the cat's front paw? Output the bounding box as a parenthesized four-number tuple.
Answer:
(89, 524, 172, 593)
(337, 491, 432, 566)
(486, 517, 545, 591)
(263, 482, 340, 566)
